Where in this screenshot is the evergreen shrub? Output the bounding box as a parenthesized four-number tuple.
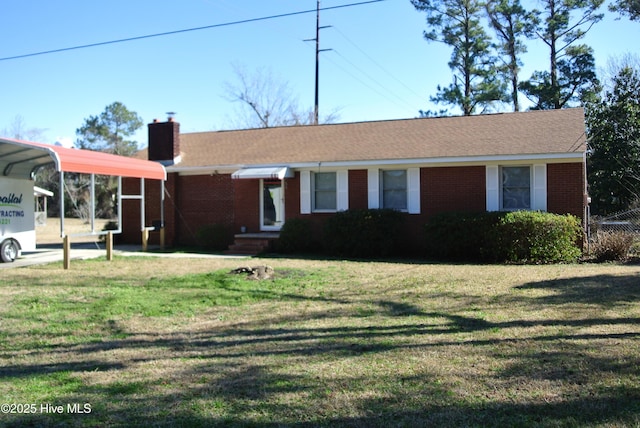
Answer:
(424, 211, 501, 261)
(496, 211, 582, 263)
(277, 218, 315, 254)
(323, 209, 404, 258)
(425, 211, 583, 263)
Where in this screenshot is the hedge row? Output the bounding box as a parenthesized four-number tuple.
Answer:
(278, 209, 404, 258)
(323, 209, 404, 257)
(279, 209, 582, 263)
(424, 210, 583, 263)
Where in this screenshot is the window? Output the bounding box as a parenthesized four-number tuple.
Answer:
(486, 164, 546, 212)
(313, 172, 337, 211)
(367, 168, 420, 214)
(301, 170, 348, 214)
(381, 170, 408, 210)
(501, 166, 531, 210)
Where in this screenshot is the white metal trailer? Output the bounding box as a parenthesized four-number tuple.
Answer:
(0, 177, 36, 262)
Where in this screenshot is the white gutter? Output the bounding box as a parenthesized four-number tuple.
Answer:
(167, 152, 584, 175)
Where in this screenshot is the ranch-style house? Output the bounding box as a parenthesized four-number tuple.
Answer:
(121, 108, 587, 254)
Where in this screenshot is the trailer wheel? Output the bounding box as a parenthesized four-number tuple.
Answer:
(1, 239, 19, 263)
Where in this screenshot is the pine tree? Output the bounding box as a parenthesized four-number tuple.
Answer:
(587, 66, 640, 214)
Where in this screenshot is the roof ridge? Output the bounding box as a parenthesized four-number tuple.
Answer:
(181, 107, 584, 137)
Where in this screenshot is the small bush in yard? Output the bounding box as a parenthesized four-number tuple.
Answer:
(277, 218, 315, 253)
(323, 209, 404, 258)
(590, 231, 635, 261)
(425, 211, 583, 263)
(496, 211, 583, 264)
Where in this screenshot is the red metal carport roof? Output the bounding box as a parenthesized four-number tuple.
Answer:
(0, 138, 166, 181)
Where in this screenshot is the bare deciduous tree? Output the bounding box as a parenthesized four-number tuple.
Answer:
(223, 63, 339, 129)
(2, 115, 46, 141)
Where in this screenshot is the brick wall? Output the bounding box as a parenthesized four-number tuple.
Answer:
(285, 172, 301, 221)
(547, 162, 586, 221)
(422, 166, 487, 216)
(121, 173, 235, 247)
(275, 166, 488, 254)
(349, 170, 369, 210)
(173, 174, 235, 246)
(233, 179, 260, 233)
(121, 162, 586, 253)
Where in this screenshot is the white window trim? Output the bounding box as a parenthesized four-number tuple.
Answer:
(486, 165, 500, 211)
(368, 167, 420, 214)
(532, 164, 547, 211)
(337, 170, 349, 211)
(407, 168, 421, 214)
(486, 164, 547, 212)
(300, 170, 311, 214)
(300, 170, 349, 214)
(368, 169, 380, 209)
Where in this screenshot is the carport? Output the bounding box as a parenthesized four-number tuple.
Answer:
(0, 137, 166, 268)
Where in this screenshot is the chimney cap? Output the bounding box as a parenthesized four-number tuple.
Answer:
(166, 111, 177, 121)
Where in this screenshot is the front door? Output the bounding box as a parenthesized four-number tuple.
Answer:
(261, 179, 284, 231)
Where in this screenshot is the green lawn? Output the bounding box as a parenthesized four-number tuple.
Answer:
(1, 256, 639, 427)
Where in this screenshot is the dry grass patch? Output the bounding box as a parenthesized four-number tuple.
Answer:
(35, 217, 112, 245)
(1, 257, 639, 427)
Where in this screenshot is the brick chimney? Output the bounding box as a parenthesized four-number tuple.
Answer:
(148, 117, 180, 165)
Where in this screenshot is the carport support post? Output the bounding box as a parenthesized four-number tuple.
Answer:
(106, 231, 113, 261)
(59, 171, 72, 270)
(142, 229, 149, 252)
(59, 171, 65, 240)
(63, 235, 71, 270)
(160, 180, 165, 250)
(90, 174, 96, 234)
(140, 178, 147, 251)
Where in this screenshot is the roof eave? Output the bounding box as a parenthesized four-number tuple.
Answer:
(167, 152, 585, 175)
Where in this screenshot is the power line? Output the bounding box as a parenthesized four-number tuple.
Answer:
(332, 49, 419, 112)
(0, 0, 385, 62)
(312, 45, 417, 114)
(332, 26, 425, 104)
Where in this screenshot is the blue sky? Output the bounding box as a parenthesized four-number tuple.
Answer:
(0, 0, 637, 148)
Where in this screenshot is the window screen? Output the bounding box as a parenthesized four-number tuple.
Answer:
(381, 170, 407, 210)
(313, 172, 337, 211)
(502, 166, 531, 209)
